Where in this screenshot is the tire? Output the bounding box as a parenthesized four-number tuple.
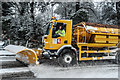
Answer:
(58, 49, 77, 67)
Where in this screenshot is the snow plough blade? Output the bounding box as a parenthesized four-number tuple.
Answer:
(4, 45, 42, 65)
(16, 49, 39, 65)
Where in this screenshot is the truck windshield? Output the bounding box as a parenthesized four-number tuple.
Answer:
(46, 22, 52, 35)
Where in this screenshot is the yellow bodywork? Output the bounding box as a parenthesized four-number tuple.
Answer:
(78, 43, 116, 61)
(16, 48, 42, 65)
(15, 20, 120, 65)
(73, 22, 120, 44)
(43, 20, 72, 50)
(73, 22, 120, 61)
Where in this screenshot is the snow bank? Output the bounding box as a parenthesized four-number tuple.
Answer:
(0, 50, 15, 56)
(4, 45, 28, 53)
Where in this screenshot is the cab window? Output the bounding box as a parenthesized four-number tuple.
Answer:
(52, 22, 66, 38)
(46, 22, 53, 35)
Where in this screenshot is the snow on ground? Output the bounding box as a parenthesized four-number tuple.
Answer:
(0, 47, 35, 78)
(2, 44, 119, 78)
(4, 45, 28, 53)
(29, 62, 118, 78)
(0, 50, 15, 56)
(0, 67, 30, 75)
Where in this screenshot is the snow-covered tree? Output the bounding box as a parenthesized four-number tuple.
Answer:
(116, 1, 120, 25)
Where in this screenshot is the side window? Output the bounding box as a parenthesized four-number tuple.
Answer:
(46, 22, 53, 35)
(52, 22, 66, 38)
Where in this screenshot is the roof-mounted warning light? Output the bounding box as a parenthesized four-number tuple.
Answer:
(51, 17, 57, 20)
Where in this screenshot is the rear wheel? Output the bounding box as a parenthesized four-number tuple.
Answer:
(58, 49, 77, 67)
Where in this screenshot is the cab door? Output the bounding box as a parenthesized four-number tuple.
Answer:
(50, 20, 72, 50)
(43, 20, 72, 50)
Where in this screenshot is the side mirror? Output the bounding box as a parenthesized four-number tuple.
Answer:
(53, 22, 57, 27)
(52, 27, 56, 31)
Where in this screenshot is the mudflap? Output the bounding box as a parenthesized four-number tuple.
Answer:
(16, 49, 39, 65)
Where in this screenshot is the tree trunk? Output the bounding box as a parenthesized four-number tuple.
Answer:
(0, 2, 2, 40)
(116, 1, 120, 26)
(30, 1, 35, 33)
(76, 2, 80, 12)
(65, 7, 66, 18)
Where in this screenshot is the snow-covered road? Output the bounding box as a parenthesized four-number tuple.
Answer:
(0, 43, 35, 79)
(0, 43, 119, 79)
(29, 60, 119, 78)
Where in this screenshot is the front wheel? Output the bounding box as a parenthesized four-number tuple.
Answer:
(58, 49, 77, 67)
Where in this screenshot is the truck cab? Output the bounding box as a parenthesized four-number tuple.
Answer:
(42, 18, 77, 66)
(42, 19, 73, 50)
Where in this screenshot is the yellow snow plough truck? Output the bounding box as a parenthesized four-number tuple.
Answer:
(15, 17, 120, 66)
